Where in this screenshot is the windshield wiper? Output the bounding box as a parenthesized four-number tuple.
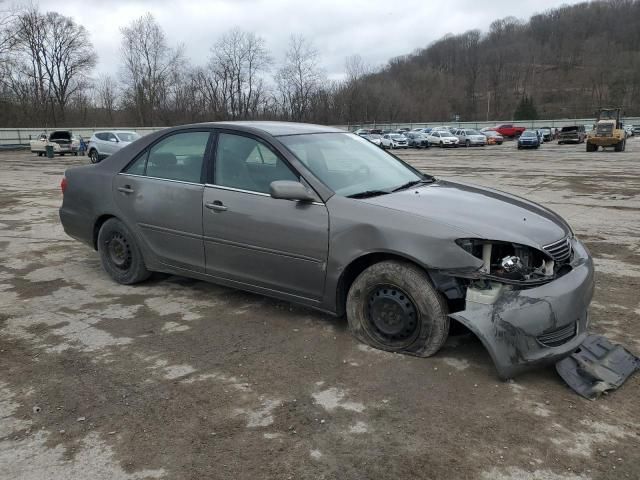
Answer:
(391, 177, 435, 192)
(347, 190, 390, 199)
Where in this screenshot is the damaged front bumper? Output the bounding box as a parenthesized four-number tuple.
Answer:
(450, 238, 595, 379)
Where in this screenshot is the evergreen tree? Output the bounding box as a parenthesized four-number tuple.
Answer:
(514, 95, 538, 120)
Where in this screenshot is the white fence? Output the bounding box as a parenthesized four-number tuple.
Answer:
(2, 117, 639, 147)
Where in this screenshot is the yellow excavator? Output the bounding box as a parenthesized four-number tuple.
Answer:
(586, 107, 626, 152)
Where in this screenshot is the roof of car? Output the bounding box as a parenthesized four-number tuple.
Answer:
(191, 121, 346, 137)
(93, 130, 138, 134)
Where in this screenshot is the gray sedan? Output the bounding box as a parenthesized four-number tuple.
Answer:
(59, 122, 594, 379)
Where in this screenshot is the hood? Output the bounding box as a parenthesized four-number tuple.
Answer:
(362, 180, 570, 248)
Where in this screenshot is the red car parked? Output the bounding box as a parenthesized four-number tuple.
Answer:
(491, 124, 526, 138)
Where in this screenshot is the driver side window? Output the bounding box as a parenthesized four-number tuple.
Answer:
(214, 133, 298, 194)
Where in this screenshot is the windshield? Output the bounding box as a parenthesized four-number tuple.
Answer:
(389, 134, 404, 139)
(466, 130, 481, 135)
(522, 131, 537, 137)
(279, 133, 424, 197)
(116, 132, 140, 142)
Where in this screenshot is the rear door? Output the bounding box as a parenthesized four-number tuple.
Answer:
(113, 129, 212, 272)
(202, 131, 329, 300)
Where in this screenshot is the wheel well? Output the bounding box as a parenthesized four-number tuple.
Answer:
(336, 252, 428, 316)
(93, 214, 115, 250)
(336, 252, 468, 317)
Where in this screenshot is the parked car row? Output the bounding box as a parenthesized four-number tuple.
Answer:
(358, 121, 637, 148)
(358, 126, 501, 148)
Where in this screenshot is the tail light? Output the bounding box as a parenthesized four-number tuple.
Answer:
(60, 176, 67, 194)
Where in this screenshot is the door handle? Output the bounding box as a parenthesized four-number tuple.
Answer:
(205, 201, 228, 212)
(117, 185, 134, 194)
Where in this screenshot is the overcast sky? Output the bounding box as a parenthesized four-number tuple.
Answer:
(34, 0, 584, 80)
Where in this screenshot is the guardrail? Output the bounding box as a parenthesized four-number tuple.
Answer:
(2, 117, 639, 147)
(337, 117, 640, 132)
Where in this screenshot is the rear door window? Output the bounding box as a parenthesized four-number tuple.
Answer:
(123, 131, 210, 183)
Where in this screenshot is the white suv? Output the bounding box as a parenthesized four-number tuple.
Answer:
(87, 131, 141, 163)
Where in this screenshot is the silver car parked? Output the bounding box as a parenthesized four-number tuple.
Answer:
(453, 129, 487, 147)
(88, 131, 141, 164)
(59, 122, 594, 379)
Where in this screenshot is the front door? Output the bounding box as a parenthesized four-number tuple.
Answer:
(113, 130, 212, 272)
(203, 132, 329, 300)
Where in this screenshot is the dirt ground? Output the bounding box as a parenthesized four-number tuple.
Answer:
(1, 138, 639, 480)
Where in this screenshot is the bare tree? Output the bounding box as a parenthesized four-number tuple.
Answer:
(95, 74, 118, 124)
(119, 13, 185, 125)
(276, 35, 324, 121)
(209, 28, 271, 119)
(41, 12, 95, 120)
(0, 2, 19, 58)
(2, 6, 94, 124)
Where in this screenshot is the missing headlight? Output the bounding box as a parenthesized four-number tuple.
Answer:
(456, 238, 555, 282)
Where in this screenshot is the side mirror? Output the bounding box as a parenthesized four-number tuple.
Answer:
(270, 180, 316, 202)
(110, 138, 119, 142)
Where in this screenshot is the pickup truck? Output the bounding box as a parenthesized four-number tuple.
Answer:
(491, 124, 526, 138)
(30, 131, 79, 156)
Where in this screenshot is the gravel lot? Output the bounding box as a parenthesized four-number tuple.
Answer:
(1, 139, 639, 480)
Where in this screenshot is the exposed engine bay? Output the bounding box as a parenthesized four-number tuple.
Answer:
(454, 238, 573, 287)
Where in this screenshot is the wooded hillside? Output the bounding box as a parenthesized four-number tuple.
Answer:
(344, 0, 640, 123)
(0, 0, 638, 127)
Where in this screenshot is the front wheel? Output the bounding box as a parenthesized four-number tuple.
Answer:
(97, 218, 151, 285)
(346, 261, 449, 357)
(465, 140, 470, 147)
(89, 150, 99, 163)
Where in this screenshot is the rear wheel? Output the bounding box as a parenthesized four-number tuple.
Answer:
(465, 140, 470, 147)
(89, 149, 99, 163)
(97, 218, 151, 285)
(346, 261, 449, 357)
(586, 142, 597, 152)
(614, 140, 625, 152)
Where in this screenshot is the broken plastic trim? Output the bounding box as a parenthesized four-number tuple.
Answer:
(556, 335, 640, 399)
(440, 269, 554, 287)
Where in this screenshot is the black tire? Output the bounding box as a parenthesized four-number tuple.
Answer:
(346, 260, 449, 357)
(465, 140, 470, 147)
(614, 140, 625, 152)
(74, 152, 78, 156)
(586, 142, 597, 152)
(89, 150, 99, 164)
(439, 141, 443, 147)
(97, 218, 151, 285)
